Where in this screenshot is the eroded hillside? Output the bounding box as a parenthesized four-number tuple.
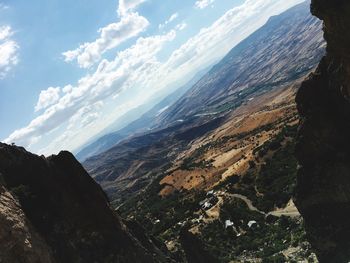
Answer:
(80, 2, 328, 262)
(117, 84, 318, 262)
(156, 1, 324, 125)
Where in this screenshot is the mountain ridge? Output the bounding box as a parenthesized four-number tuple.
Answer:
(84, 1, 324, 205)
(0, 142, 171, 263)
(75, 66, 212, 162)
(156, 1, 324, 125)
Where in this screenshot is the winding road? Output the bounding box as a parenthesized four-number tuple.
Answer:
(219, 192, 300, 218)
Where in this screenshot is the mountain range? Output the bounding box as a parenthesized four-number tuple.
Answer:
(75, 66, 212, 162)
(83, 1, 324, 205)
(2, 0, 349, 262)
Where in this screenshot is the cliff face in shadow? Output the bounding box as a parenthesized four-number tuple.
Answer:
(295, 0, 350, 262)
(0, 143, 169, 263)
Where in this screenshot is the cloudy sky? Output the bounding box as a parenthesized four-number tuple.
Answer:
(0, 0, 304, 155)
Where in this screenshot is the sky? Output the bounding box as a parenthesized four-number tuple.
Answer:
(0, 0, 305, 155)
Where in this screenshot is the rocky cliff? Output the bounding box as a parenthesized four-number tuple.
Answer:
(0, 143, 169, 263)
(295, 0, 350, 262)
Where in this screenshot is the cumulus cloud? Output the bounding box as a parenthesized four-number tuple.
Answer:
(4, 30, 176, 152)
(35, 87, 61, 112)
(118, 0, 147, 16)
(0, 25, 12, 40)
(4, 0, 303, 154)
(67, 101, 104, 129)
(63, 12, 149, 68)
(195, 0, 215, 9)
(0, 26, 19, 79)
(63, 0, 149, 68)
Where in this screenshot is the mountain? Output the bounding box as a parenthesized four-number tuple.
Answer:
(3, 0, 349, 261)
(115, 83, 320, 262)
(81, 2, 327, 261)
(157, 1, 324, 125)
(295, 0, 350, 261)
(0, 143, 172, 263)
(84, 1, 324, 203)
(75, 66, 211, 162)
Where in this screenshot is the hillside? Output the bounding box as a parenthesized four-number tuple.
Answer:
(156, 1, 324, 125)
(84, 1, 324, 206)
(75, 66, 211, 162)
(3, 0, 349, 262)
(81, 2, 326, 261)
(117, 84, 318, 262)
(77, 2, 324, 164)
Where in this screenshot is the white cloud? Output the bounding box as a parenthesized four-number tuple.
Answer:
(175, 22, 187, 31)
(195, 0, 215, 9)
(67, 101, 104, 130)
(63, 12, 149, 68)
(0, 25, 12, 40)
(62, 84, 74, 93)
(0, 26, 19, 79)
(168, 13, 179, 23)
(35, 87, 61, 112)
(117, 0, 147, 16)
(63, 0, 149, 68)
(159, 12, 179, 29)
(4, 30, 176, 152)
(166, 0, 304, 72)
(4, 0, 304, 154)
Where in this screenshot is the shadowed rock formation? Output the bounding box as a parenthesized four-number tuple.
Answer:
(0, 143, 169, 263)
(295, 0, 350, 262)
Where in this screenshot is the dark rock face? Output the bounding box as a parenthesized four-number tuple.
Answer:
(0, 184, 55, 263)
(295, 1, 350, 262)
(179, 227, 218, 263)
(0, 143, 167, 263)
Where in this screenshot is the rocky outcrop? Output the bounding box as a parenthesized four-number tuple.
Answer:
(0, 185, 55, 263)
(295, 0, 350, 262)
(0, 143, 169, 263)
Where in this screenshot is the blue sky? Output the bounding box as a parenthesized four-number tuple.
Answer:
(0, 0, 304, 155)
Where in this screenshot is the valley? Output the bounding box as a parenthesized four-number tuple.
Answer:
(80, 2, 326, 261)
(2, 0, 345, 262)
(1, 0, 350, 261)
(115, 83, 317, 262)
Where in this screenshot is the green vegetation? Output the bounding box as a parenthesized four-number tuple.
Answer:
(117, 123, 314, 262)
(214, 175, 240, 190)
(118, 175, 205, 239)
(201, 200, 308, 262)
(255, 140, 297, 211)
(254, 125, 298, 212)
(229, 124, 298, 212)
(180, 157, 213, 171)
